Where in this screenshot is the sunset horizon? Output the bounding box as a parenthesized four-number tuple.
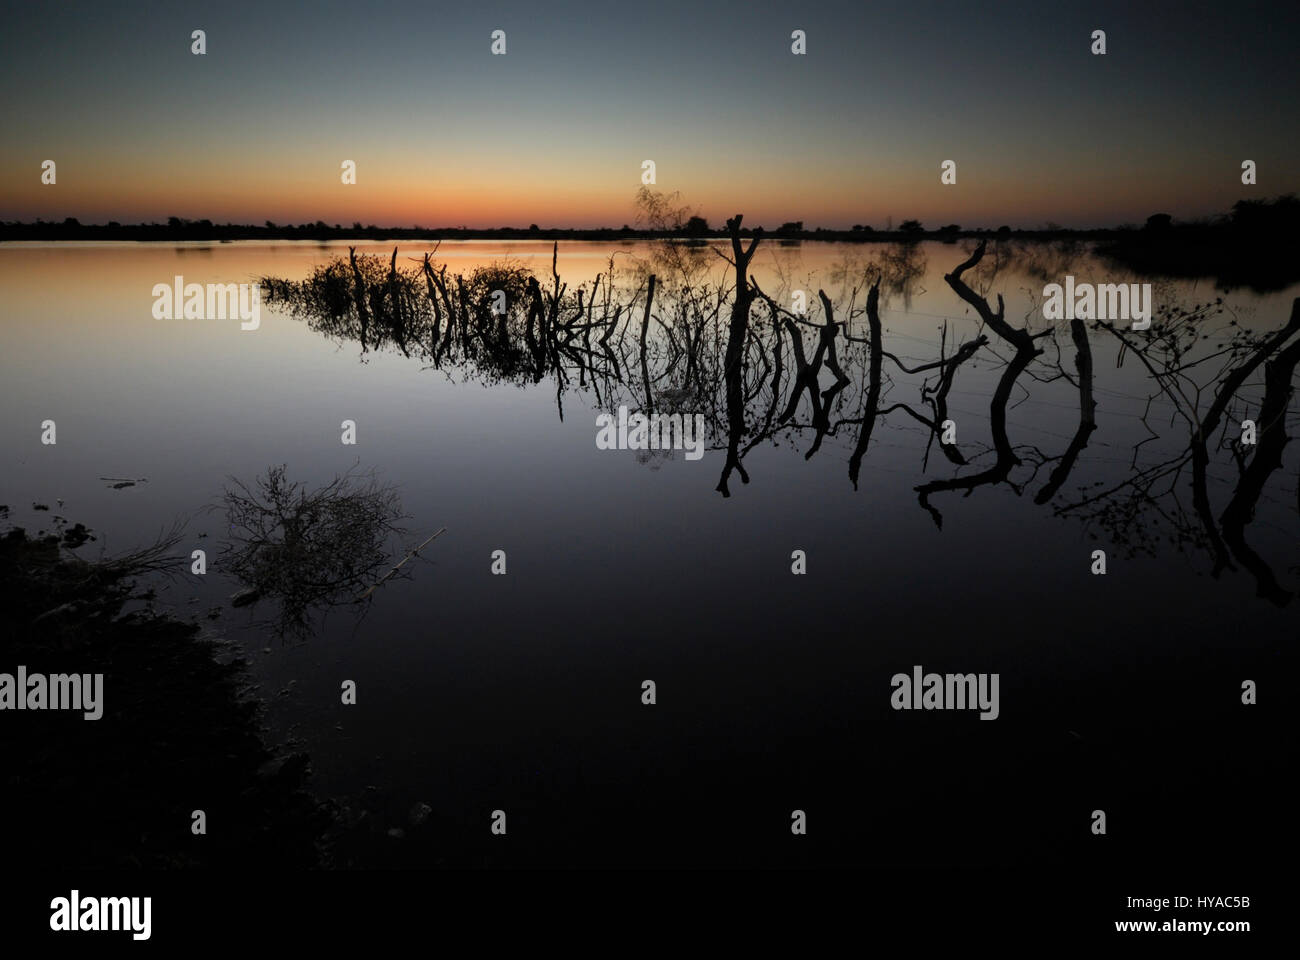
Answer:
(4, 1, 1298, 230)
(2, 0, 1295, 942)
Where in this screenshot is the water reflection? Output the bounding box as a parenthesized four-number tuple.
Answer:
(263, 228, 1300, 606)
(219, 463, 411, 639)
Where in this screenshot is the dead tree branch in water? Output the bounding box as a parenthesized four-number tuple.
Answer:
(716, 215, 763, 497)
(1034, 315, 1097, 503)
(915, 241, 1043, 528)
(220, 464, 407, 639)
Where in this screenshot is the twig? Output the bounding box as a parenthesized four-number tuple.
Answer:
(354, 527, 446, 601)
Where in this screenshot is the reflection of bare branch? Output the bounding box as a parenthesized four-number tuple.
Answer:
(1055, 296, 1300, 596)
(220, 464, 408, 640)
(716, 215, 762, 497)
(1219, 323, 1300, 605)
(97, 522, 189, 581)
(848, 279, 884, 490)
(920, 325, 988, 467)
(1034, 315, 1097, 503)
(258, 222, 1300, 606)
(915, 242, 1043, 528)
(1193, 301, 1300, 572)
(741, 286, 786, 458)
(356, 527, 446, 603)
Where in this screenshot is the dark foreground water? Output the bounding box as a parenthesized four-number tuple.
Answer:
(1, 239, 1294, 868)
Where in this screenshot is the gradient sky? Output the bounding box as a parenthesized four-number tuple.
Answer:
(2, 0, 1297, 229)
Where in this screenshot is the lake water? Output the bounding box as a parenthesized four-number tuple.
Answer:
(1, 239, 1294, 867)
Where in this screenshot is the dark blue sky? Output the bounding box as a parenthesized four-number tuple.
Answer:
(2, 0, 1297, 227)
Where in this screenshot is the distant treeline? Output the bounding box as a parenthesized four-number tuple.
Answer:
(2, 194, 1295, 254)
(1096, 195, 1300, 291)
(0, 217, 1087, 242)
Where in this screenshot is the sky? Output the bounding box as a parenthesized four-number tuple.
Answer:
(1, 0, 1298, 229)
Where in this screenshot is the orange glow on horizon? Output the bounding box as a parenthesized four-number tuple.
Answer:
(0, 149, 1258, 231)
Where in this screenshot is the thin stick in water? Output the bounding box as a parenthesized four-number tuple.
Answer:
(355, 527, 446, 602)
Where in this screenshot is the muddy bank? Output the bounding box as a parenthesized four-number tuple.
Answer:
(0, 524, 331, 868)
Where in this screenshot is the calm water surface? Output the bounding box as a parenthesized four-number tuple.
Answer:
(1, 239, 1293, 866)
